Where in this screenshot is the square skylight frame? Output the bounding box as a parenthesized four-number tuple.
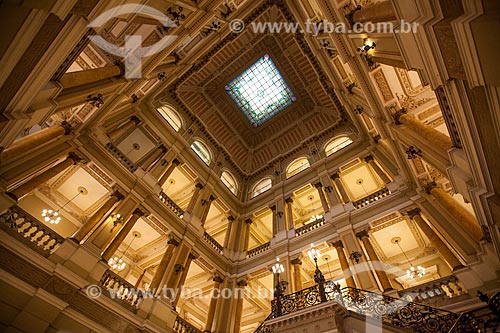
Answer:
(225, 54, 296, 127)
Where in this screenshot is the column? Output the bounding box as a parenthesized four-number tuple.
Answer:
(332, 241, 356, 288)
(407, 208, 464, 270)
(1, 121, 72, 162)
(173, 253, 197, 306)
(243, 218, 252, 251)
(149, 237, 179, 290)
(223, 215, 235, 249)
(140, 145, 167, 171)
(394, 111, 453, 152)
(204, 275, 224, 333)
(285, 197, 294, 230)
(322, 177, 341, 207)
(356, 230, 393, 292)
(59, 65, 122, 89)
(352, 1, 396, 23)
(8, 152, 80, 200)
(314, 182, 330, 213)
(108, 116, 140, 140)
(159, 158, 181, 186)
(135, 269, 147, 288)
(185, 183, 203, 213)
(102, 209, 145, 261)
(72, 190, 124, 242)
(331, 172, 351, 204)
(291, 258, 303, 291)
(364, 155, 391, 184)
(233, 279, 247, 333)
(270, 205, 278, 236)
(425, 182, 483, 242)
(200, 195, 216, 226)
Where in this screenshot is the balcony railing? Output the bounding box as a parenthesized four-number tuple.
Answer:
(399, 275, 467, 306)
(203, 231, 223, 254)
(247, 242, 271, 258)
(266, 282, 467, 333)
(99, 269, 142, 309)
(159, 191, 184, 218)
(0, 206, 64, 257)
(295, 217, 325, 236)
(173, 316, 202, 333)
(105, 142, 137, 172)
(353, 187, 390, 209)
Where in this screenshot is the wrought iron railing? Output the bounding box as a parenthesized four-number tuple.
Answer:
(203, 231, 223, 254)
(105, 142, 137, 172)
(173, 316, 202, 333)
(159, 191, 184, 218)
(253, 313, 274, 333)
(352, 187, 390, 209)
(295, 217, 325, 236)
(99, 269, 142, 308)
(0, 206, 64, 257)
(399, 275, 467, 305)
(449, 292, 499, 333)
(247, 241, 271, 258)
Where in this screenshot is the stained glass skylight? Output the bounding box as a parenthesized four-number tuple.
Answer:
(225, 54, 296, 126)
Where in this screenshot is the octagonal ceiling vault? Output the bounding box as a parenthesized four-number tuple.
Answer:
(163, 1, 351, 176)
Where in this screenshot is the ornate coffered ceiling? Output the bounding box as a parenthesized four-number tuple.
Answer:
(160, 0, 351, 176)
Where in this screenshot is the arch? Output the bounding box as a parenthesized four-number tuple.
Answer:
(286, 157, 310, 179)
(251, 178, 272, 198)
(157, 105, 182, 131)
(324, 136, 353, 156)
(221, 170, 238, 195)
(191, 140, 212, 165)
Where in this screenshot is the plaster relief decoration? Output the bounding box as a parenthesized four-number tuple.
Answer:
(395, 68, 427, 97)
(372, 68, 394, 103)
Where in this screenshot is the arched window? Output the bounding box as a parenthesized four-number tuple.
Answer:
(286, 157, 310, 179)
(221, 171, 238, 195)
(324, 136, 353, 156)
(157, 105, 182, 131)
(191, 140, 212, 165)
(252, 178, 272, 198)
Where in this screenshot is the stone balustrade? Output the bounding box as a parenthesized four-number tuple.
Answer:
(0, 206, 64, 257)
(105, 142, 137, 172)
(173, 316, 202, 333)
(159, 191, 184, 218)
(295, 217, 326, 236)
(100, 269, 143, 308)
(247, 242, 271, 258)
(203, 231, 223, 254)
(399, 275, 467, 305)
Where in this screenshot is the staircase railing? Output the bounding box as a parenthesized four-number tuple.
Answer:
(0, 206, 64, 257)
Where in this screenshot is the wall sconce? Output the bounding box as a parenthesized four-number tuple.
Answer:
(349, 251, 362, 264)
(358, 39, 376, 53)
(406, 146, 423, 159)
(324, 185, 333, 193)
(86, 93, 104, 108)
(110, 213, 124, 232)
(277, 211, 284, 218)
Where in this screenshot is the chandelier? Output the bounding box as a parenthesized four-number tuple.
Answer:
(42, 187, 87, 224)
(108, 231, 140, 272)
(393, 237, 426, 279)
(307, 196, 323, 223)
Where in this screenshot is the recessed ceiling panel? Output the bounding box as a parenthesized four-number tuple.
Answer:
(225, 54, 296, 127)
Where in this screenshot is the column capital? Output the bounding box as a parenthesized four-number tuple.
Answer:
(392, 108, 407, 125)
(407, 208, 421, 219)
(269, 205, 277, 212)
(330, 172, 340, 180)
(167, 236, 180, 247)
(195, 182, 204, 190)
(290, 258, 302, 265)
(228, 215, 236, 222)
(130, 115, 141, 125)
(332, 240, 344, 248)
(285, 197, 293, 204)
(237, 279, 248, 287)
(364, 155, 374, 163)
(314, 182, 323, 189)
(68, 152, 82, 164)
(213, 275, 224, 284)
(172, 158, 181, 166)
(373, 134, 381, 144)
(245, 218, 252, 224)
(60, 121, 73, 135)
(133, 208, 146, 217)
(423, 181, 438, 194)
(188, 252, 199, 260)
(355, 230, 370, 239)
(112, 190, 124, 201)
(159, 144, 168, 153)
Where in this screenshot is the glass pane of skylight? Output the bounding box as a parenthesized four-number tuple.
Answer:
(225, 54, 296, 126)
